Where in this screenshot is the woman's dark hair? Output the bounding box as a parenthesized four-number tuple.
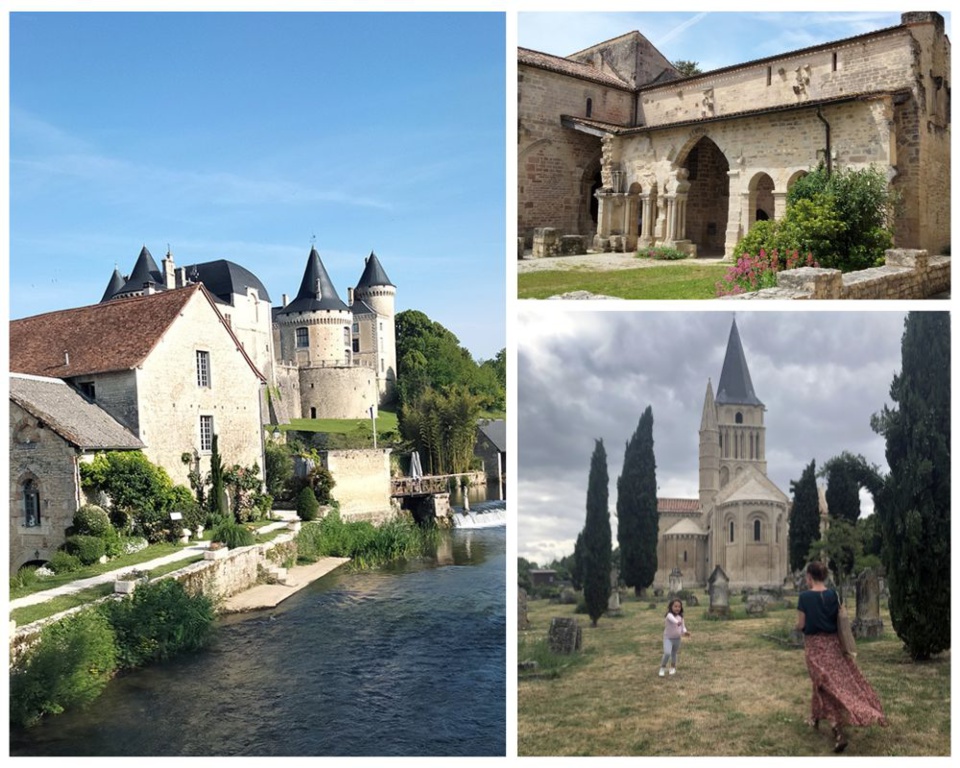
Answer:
(665, 598, 684, 617)
(806, 561, 829, 582)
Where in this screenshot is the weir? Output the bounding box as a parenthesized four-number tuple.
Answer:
(451, 500, 506, 529)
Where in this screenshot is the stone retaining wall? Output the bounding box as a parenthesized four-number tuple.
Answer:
(721, 249, 949, 300)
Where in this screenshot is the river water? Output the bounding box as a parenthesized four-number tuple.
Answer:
(10, 526, 506, 757)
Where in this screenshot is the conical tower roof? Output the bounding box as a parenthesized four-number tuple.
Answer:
(277, 246, 349, 315)
(715, 318, 763, 406)
(355, 251, 395, 290)
(700, 378, 718, 431)
(119, 245, 164, 294)
(100, 267, 126, 303)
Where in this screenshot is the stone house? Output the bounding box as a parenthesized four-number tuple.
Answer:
(9, 373, 144, 574)
(519, 12, 950, 259)
(475, 418, 506, 487)
(655, 319, 790, 590)
(10, 283, 267, 491)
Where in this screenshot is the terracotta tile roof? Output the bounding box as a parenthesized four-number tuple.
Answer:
(10, 373, 144, 450)
(519, 47, 632, 90)
(657, 498, 700, 514)
(11, 285, 202, 378)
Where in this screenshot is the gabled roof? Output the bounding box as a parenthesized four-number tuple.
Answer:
(10, 373, 144, 450)
(355, 251, 395, 290)
(664, 518, 707, 537)
(658, 498, 700, 514)
(276, 246, 349, 315)
(715, 465, 788, 506)
(518, 46, 633, 90)
(477, 419, 506, 452)
(10, 284, 265, 382)
(716, 318, 763, 407)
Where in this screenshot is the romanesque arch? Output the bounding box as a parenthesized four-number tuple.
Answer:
(582, 155, 603, 235)
(746, 172, 776, 231)
(677, 135, 730, 257)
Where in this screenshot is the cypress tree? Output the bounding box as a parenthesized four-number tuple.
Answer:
(823, 453, 862, 524)
(209, 433, 226, 518)
(570, 530, 584, 591)
(582, 439, 611, 627)
(871, 311, 950, 660)
(617, 406, 658, 597)
(788, 459, 821, 573)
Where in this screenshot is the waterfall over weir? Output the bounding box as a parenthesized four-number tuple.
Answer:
(451, 499, 506, 529)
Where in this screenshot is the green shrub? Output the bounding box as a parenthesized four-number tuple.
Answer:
(72, 504, 112, 537)
(47, 550, 83, 574)
(13, 566, 40, 589)
(264, 440, 294, 499)
(296, 510, 431, 568)
(732, 219, 778, 263)
(63, 535, 106, 565)
(99, 579, 215, 670)
(169, 484, 203, 532)
(10, 609, 117, 728)
(297, 486, 320, 522)
(637, 246, 688, 260)
(210, 520, 255, 549)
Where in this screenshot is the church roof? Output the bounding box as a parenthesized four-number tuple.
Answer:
(276, 247, 349, 316)
(658, 498, 700, 514)
(715, 318, 763, 407)
(117, 245, 164, 295)
(518, 47, 633, 90)
(355, 251, 394, 290)
(10, 373, 144, 450)
(182, 259, 272, 304)
(663, 518, 707, 537)
(715, 465, 788, 506)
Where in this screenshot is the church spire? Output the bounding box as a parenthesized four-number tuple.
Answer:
(715, 318, 763, 406)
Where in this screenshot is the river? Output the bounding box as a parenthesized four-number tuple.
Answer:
(10, 525, 505, 757)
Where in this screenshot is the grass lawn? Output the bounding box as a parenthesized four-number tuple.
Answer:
(519, 593, 949, 756)
(518, 262, 729, 299)
(275, 409, 399, 438)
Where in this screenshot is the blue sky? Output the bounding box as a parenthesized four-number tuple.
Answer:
(9, 11, 505, 361)
(519, 10, 951, 73)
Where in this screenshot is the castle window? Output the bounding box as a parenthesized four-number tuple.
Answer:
(767, 66, 772, 86)
(754, 519, 762, 542)
(586, 97, 593, 117)
(353, 338, 360, 353)
(199, 415, 213, 452)
(296, 327, 309, 348)
(683, 550, 688, 563)
(735, 411, 743, 424)
(196, 350, 211, 388)
(832, 52, 838, 72)
(729, 521, 735, 543)
(23, 479, 40, 527)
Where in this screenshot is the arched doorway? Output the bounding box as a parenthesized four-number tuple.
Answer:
(680, 137, 729, 257)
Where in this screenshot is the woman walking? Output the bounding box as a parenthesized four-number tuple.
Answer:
(658, 598, 691, 677)
(796, 562, 887, 752)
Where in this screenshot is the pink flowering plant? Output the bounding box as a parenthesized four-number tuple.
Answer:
(715, 248, 818, 296)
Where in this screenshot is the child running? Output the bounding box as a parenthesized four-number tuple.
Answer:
(659, 598, 691, 677)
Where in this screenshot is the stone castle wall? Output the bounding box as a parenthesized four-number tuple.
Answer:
(298, 366, 378, 420)
(321, 448, 393, 523)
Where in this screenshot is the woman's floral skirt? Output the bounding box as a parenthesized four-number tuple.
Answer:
(804, 632, 888, 728)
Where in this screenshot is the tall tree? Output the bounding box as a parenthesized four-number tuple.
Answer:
(617, 406, 658, 596)
(570, 531, 584, 591)
(582, 439, 611, 627)
(820, 451, 883, 523)
(209, 433, 226, 518)
(673, 60, 702, 76)
(788, 459, 821, 573)
(871, 312, 950, 660)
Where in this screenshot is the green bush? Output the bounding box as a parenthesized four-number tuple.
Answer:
(47, 550, 83, 574)
(13, 566, 40, 589)
(210, 520, 255, 549)
(10, 609, 117, 728)
(264, 440, 294, 499)
(297, 486, 320, 522)
(296, 510, 431, 568)
(637, 246, 688, 260)
(99, 579, 215, 670)
(63, 535, 106, 565)
(169, 484, 203, 532)
(72, 504, 113, 537)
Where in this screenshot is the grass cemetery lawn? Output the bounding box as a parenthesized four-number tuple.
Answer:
(518, 592, 949, 756)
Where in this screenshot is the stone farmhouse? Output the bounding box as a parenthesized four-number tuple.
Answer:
(518, 11, 950, 259)
(9, 373, 145, 573)
(655, 319, 790, 590)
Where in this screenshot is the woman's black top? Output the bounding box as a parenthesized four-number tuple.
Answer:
(797, 588, 839, 635)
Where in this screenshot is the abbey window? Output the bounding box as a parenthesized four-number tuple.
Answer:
(23, 479, 41, 527)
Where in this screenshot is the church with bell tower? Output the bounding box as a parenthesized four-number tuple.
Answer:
(656, 318, 790, 590)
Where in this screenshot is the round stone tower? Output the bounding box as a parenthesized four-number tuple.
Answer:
(352, 251, 397, 403)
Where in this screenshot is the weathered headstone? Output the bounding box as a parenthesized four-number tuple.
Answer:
(607, 568, 622, 615)
(668, 567, 683, 597)
(852, 568, 884, 639)
(708, 565, 730, 617)
(518, 588, 531, 631)
(548, 617, 582, 655)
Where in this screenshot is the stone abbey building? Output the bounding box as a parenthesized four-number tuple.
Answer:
(655, 319, 789, 590)
(519, 12, 950, 259)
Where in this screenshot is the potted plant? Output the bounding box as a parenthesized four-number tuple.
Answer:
(114, 569, 147, 594)
(204, 541, 229, 560)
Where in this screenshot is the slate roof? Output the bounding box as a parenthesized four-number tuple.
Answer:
(477, 419, 506, 452)
(101, 268, 126, 303)
(10, 284, 265, 382)
(276, 247, 350, 315)
(117, 245, 164, 295)
(715, 319, 763, 407)
(182, 259, 272, 304)
(355, 251, 395, 290)
(10, 373, 144, 450)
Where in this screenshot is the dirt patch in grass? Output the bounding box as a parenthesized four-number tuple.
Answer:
(519, 594, 949, 756)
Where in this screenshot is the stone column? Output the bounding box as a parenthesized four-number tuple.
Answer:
(724, 169, 745, 260)
(638, 192, 655, 248)
(773, 191, 789, 221)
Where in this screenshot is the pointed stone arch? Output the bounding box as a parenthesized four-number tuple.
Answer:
(676, 134, 731, 257)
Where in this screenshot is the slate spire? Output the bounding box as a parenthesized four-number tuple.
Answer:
(356, 251, 395, 289)
(277, 246, 349, 314)
(100, 267, 126, 303)
(715, 318, 763, 406)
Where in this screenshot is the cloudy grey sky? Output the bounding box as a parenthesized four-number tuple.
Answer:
(518, 11, 950, 74)
(516, 308, 929, 565)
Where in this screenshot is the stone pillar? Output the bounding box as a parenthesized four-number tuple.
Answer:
(708, 565, 730, 617)
(638, 192, 655, 248)
(773, 191, 789, 221)
(608, 567, 622, 613)
(724, 169, 745, 259)
(531, 228, 560, 259)
(852, 568, 884, 639)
